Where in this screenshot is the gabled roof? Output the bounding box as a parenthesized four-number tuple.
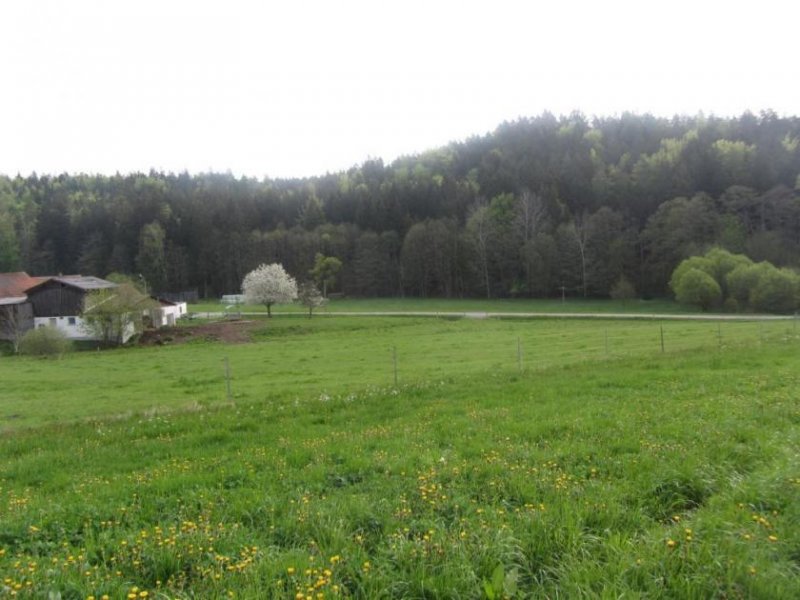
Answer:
(0, 272, 46, 299)
(52, 275, 117, 291)
(25, 275, 117, 294)
(156, 297, 180, 306)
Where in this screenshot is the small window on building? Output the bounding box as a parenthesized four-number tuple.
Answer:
(49, 318, 57, 326)
(68, 317, 76, 326)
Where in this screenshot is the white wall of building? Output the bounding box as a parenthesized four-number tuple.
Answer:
(34, 316, 135, 343)
(151, 302, 187, 327)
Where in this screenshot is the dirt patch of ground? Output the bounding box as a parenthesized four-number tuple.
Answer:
(139, 319, 262, 346)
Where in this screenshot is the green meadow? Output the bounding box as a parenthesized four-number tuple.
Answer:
(0, 316, 793, 430)
(189, 297, 695, 315)
(1, 315, 799, 598)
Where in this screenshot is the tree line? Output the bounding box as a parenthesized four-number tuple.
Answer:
(0, 111, 799, 299)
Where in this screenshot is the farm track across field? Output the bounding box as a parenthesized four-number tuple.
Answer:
(194, 310, 794, 321)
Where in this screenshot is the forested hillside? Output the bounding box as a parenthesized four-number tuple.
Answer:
(1, 111, 799, 299)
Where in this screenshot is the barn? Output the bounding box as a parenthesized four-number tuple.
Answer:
(0, 272, 43, 342)
(23, 275, 123, 341)
(2, 273, 186, 345)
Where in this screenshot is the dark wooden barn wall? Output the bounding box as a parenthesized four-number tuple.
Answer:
(27, 282, 86, 317)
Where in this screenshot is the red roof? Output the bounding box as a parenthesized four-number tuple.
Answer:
(0, 272, 46, 299)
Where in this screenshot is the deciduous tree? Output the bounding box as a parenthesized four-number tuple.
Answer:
(297, 281, 327, 317)
(310, 254, 342, 298)
(242, 263, 297, 317)
(82, 283, 157, 345)
(0, 305, 29, 353)
(135, 221, 167, 294)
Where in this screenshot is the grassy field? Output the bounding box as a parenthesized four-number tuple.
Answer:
(189, 297, 696, 315)
(0, 316, 795, 430)
(1, 316, 799, 598)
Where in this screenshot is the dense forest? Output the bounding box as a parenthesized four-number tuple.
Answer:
(1, 111, 799, 299)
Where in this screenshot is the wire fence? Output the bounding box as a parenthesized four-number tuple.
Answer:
(214, 316, 800, 402)
(378, 318, 800, 390)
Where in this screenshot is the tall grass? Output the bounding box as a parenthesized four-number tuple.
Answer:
(0, 318, 799, 598)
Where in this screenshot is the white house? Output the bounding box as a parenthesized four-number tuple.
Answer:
(150, 298, 188, 327)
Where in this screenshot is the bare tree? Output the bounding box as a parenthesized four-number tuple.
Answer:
(515, 189, 547, 243)
(297, 281, 327, 318)
(0, 304, 31, 354)
(515, 189, 547, 294)
(569, 212, 589, 297)
(468, 200, 492, 299)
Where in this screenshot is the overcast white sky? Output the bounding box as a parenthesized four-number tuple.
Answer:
(1, 0, 798, 179)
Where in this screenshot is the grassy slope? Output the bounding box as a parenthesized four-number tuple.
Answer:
(0, 316, 793, 430)
(0, 342, 798, 598)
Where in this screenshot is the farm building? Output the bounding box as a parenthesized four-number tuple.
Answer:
(0, 272, 44, 342)
(23, 275, 129, 341)
(1, 272, 187, 344)
(149, 298, 188, 327)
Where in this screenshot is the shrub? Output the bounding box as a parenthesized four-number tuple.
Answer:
(674, 268, 721, 311)
(18, 327, 73, 357)
(722, 297, 739, 313)
(726, 263, 762, 306)
(749, 267, 800, 313)
(609, 275, 637, 302)
(669, 256, 713, 295)
(704, 248, 752, 297)
(670, 248, 799, 314)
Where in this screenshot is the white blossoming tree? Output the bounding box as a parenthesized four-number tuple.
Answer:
(242, 263, 298, 317)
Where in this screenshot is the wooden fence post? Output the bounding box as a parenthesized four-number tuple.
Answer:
(223, 356, 232, 402)
(392, 346, 398, 387)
